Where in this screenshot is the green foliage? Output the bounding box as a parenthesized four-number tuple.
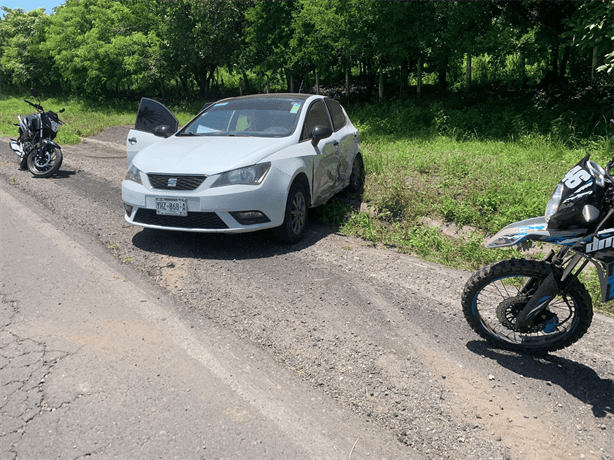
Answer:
(2, 1, 612, 100)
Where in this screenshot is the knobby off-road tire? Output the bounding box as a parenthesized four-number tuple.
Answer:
(27, 146, 63, 178)
(461, 258, 593, 353)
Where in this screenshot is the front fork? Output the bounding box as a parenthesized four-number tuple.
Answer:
(515, 247, 587, 330)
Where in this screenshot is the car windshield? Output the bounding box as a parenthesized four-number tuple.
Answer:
(178, 98, 304, 138)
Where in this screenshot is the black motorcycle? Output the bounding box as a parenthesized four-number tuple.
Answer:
(461, 154, 614, 353)
(9, 88, 65, 178)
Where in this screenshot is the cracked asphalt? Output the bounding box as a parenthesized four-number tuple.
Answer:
(0, 175, 412, 460)
(1, 129, 613, 460)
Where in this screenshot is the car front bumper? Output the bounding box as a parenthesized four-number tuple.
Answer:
(122, 169, 291, 233)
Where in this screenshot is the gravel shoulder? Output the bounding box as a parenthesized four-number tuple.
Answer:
(1, 129, 613, 460)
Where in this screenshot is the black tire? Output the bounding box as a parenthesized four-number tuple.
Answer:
(347, 153, 365, 194)
(274, 181, 308, 244)
(27, 146, 63, 178)
(18, 155, 28, 170)
(17, 130, 27, 169)
(461, 259, 593, 353)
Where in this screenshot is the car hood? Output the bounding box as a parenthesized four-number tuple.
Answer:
(133, 135, 294, 174)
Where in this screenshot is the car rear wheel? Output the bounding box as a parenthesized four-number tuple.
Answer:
(274, 181, 308, 244)
(347, 153, 364, 194)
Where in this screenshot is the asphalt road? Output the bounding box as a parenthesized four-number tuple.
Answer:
(1, 131, 613, 460)
(0, 154, 413, 458)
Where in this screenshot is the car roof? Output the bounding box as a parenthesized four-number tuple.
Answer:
(216, 93, 319, 103)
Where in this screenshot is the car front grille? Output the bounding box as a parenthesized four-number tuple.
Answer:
(134, 209, 228, 229)
(148, 174, 207, 191)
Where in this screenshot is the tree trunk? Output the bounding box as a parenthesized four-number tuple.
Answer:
(417, 56, 423, 99)
(378, 68, 384, 101)
(345, 66, 349, 97)
(399, 60, 407, 98)
(519, 50, 525, 87)
(365, 60, 375, 101)
(438, 58, 447, 93)
(591, 45, 598, 86)
(466, 53, 471, 90)
(241, 70, 250, 94)
(559, 45, 570, 83)
(315, 70, 319, 95)
(543, 44, 559, 85)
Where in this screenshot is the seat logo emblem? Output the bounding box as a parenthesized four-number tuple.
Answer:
(168, 178, 177, 187)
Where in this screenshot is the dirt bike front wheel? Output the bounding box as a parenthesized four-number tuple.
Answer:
(461, 259, 593, 353)
(27, 146, 63, 178)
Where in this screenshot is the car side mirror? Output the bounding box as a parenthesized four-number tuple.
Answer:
(153, 125, 175, 138)
(311, 125, 332, 146)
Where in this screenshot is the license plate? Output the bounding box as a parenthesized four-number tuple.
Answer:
(155, 198, 187, 216)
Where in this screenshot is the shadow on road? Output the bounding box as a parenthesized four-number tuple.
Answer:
(466, 340, 613, 418)
(130, 221, 336, 261)
(47, 169, 76, 180)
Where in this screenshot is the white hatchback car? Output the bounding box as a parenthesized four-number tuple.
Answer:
(122, 94, 363, 243)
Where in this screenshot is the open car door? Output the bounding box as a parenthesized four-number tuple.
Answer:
(126, 98, 179, 164)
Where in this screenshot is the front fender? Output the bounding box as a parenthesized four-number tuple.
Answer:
(41, 139, 61, 150)
(486, 216, 586, 248)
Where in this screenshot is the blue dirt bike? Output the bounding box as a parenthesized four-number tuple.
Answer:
(462, 154, 614, 353)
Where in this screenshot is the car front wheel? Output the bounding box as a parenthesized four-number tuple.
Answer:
(274, 181, 308, 244)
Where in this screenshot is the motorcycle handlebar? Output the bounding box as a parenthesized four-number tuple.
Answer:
(24, 99, 43, 111)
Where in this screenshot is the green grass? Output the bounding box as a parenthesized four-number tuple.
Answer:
(0, 90, 202, 144)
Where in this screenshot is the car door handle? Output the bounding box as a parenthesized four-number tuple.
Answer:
(128, 137, 137, 144)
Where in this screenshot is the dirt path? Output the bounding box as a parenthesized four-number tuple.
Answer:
(1, 130, 612, 459)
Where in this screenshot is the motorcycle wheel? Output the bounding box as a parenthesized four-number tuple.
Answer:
(27, 146, 63, 178)
(461, 258, 593, 353)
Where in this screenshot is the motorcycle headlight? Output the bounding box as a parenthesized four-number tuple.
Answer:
(50, 120, 59, 133)
(125, 164, 143, 184)
(211, 163, 271, 187)
(545, 183, 563, 221)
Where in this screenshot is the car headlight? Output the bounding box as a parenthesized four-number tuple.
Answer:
(211, 163, 271, 187)
(545, 183, 563, 221)
(125, 164, 143, 184)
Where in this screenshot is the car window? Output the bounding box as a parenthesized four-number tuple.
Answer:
(135, 98, 179, 133)
(325, 99, 347, 132)
(179, 98, 303, 137)
(301, 100, 332, 142)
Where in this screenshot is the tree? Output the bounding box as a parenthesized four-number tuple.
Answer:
(155, 1, 249, 98)
(42, 0, 163, 95)
(243, 1, 298, 92)
(0, 7, 52, 89)
(563, 1, 614, 83)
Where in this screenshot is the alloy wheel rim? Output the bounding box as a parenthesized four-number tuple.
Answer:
(290, 192, 306, 234)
